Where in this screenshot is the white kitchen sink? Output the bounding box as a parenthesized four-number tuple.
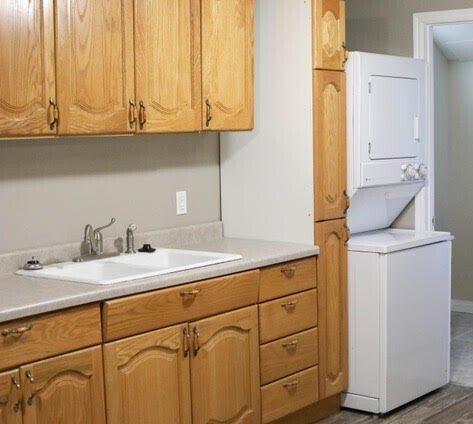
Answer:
(16, 248, 242, 284)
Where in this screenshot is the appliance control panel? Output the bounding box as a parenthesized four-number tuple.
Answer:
(401, 163, 427, 181)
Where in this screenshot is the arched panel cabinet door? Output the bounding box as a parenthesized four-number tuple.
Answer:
(314, 219, 348, 399)
(0, 0, 57, 137)
(20, 346, 106, 424)
(201, 0, 254, 131)
(103, 323, 192, 424)
(312, 0, 346, 71)
(55, 0, 135, 135)
(313, 69, 347, 221)
(190, 306, 261, 424)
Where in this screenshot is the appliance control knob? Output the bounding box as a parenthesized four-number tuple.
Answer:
(406, 165, 417, 179)
(418, 164, 427, 177)
(413, 163, 420, 171)
(401, 164, 408, 172)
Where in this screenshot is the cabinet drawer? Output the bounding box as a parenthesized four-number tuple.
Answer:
(260, 328, 318, 385)
(103, 270, 260, 341)
(259, 289, 317, 344)
(261, 366, 319, 423)
(0, 305, 101, 371)
(259, 257, 317, 302)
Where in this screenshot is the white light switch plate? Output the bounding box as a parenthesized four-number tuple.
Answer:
(176, 191, 187, 215)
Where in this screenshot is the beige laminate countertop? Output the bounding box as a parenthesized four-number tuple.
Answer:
(0, 238, 319, 323)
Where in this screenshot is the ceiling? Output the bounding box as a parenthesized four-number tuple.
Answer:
(433, 23, 473, 62)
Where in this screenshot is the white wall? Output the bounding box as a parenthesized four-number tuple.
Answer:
(0, 134, 220, 253)
(448, 61, 473, 301)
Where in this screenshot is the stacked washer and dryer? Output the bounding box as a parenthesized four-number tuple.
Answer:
(342, 52, 452, 413)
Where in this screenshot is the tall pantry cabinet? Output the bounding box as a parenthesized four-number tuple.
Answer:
(220, 0, 348, 422)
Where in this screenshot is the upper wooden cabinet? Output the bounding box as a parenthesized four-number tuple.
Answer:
(312, 0, 346, 71)
(314, 219, 348, 400)
(201, 0, 254, 131)
(55, 0, 135, 135)
(0, 0, 56, 137)
(134, 0, 202, 133)
(313, 70, 347, 221)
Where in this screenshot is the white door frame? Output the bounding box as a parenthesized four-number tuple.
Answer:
(413, 8, 473, 230)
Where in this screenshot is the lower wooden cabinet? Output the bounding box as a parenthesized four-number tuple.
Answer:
(103, 323, 191, 424)
(0, 369, 22, 424)
(103, 306, 260, 424)
(0, 346, 106, 424)
(314, 219, 348, 399)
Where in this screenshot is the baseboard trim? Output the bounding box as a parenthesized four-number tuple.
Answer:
(452, 299, 473, 314)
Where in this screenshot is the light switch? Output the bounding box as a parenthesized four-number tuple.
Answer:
(176, 191, 187, 215)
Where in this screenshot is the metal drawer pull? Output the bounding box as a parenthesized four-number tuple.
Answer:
(183, 327, 191, 357)
(282, 340, 299, 348)
(280, 266, 296, 277)
(11, 377, 20, 390)
(180, 288, 202, 297)
(1, 323, 33, 336)
(283, 379, 299, 389)
(281, 300, 297, 309)
(193, 327, 200, 356)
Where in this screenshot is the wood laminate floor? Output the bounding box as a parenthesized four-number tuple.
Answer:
(317, 312, 473, 423)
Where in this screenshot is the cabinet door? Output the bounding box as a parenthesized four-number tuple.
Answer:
(0, 0, 56, 137)
(0, 370, 21, 424)
(190, 306, 260, 424)
(313, 70, 347, 221)
(312, 0, 346, 70)
(314, 219, 348, 399)
(103, 324, 191, 424)
(201, 0, 254, 130)
(135, 0, 201, 133)
(21, 346, 106, 424)
(55, 0, 135, 135)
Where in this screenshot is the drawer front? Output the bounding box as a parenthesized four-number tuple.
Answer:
(260, 328, 318, 385)
(259, 257, 317, 302)
(0, 305, 101, 371)
(103, 270, 260, 341)
(261, 366, 319, 423)
(259, 289, 317, 344)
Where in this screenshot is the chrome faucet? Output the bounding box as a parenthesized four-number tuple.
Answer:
(84, 218, 117, 256)
(125, 224, 137, 254)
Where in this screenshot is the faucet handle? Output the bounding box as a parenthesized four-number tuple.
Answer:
(128, 223, 137, 231)
(94, 218, 117, 234)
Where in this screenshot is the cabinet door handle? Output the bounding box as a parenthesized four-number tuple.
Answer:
(282, 379, 299, 389)
(139, 100, 147, 129)
(193, 326, 200, 356)
(183, 327, 191, 357)
(205, 98, 212, 127)
(25, 370, 35, 384)
(1, 323, 33, 336)
(129, 98, 137, 128)
(282, 339, 299, 349)
(342, 42, 349, 64)
(47, 97, 59, 130)
(13, 399, 22, 413)
(281, 300, 297, 310)
(280, 265, 296, 277)
(180, 288, 202, 298)
(11, 377, 20, 390)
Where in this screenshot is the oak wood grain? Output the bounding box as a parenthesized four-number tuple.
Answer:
(0, 369, 21, 424)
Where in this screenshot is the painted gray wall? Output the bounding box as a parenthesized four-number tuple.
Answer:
(0, 134, 220, 253)
(433, 42, 449, 232)
(346, 0, 473, 56)
(448, 61, 473, 301)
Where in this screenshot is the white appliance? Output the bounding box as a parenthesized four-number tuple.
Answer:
(346, 52, 426, 234)
(344, 52, 452, 414)
(342, 229, 451, 413)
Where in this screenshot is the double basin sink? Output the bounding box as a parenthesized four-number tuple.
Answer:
(16, 249, 242, 285)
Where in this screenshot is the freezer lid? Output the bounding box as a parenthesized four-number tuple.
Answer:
(347, 228, 453, 253)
